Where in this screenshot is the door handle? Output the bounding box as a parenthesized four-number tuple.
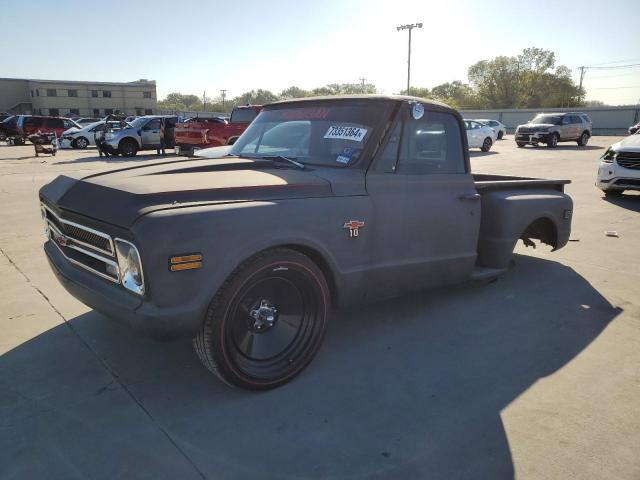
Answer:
(459, 193, 481, 201)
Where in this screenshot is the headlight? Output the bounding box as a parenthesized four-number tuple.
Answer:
(601, 149, 615, 164)
(105, 132, 114, 140)
(115, 239, 145, 295)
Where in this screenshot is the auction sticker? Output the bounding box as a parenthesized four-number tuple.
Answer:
(324, 125, 368, 142)
(335, 147, 354, 164)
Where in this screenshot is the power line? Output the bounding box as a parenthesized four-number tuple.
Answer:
(588, 85, 640, 90)
(588, 58, 640, 66)
(585, 63, 640, 70)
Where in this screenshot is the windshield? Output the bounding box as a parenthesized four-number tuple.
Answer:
(229, 103, 389, 167)
(531, 114, 561, 125)
(129, 117, 150, 128)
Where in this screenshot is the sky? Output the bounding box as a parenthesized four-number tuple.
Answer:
(1, 0, 639, 105)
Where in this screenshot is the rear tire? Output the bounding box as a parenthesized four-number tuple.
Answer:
(547, 133, 559, 148)
(577, 132, 589, 146)
(194, 248, 330, 390)
(497, 131, 504, 140)
(481, 137, 492, 152)
(119, 138, 138, 157)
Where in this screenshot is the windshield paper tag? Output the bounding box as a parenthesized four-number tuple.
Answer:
(324, 126, 367, 142)
(336, 147, 353, 164)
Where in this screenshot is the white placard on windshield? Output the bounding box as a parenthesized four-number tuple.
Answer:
(324, 126, 368, 142)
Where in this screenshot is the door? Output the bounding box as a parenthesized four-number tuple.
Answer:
(141, 118, 161, 147)
(44, 118, 64, 136)
(365, 105, 481, 300)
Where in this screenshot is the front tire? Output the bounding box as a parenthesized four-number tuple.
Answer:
(194, 248, 330, 390)
(119, 138, 138, 157)
(547, 133, 559, 148)
(516, 142, 526, 148)
(481, 137, 492, 152)
(73, 136, 89, 149)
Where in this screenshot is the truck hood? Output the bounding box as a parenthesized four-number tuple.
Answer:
(40, 157, 334, 227)
(520, 123, 555, 129)
(611, 133, 640, 152)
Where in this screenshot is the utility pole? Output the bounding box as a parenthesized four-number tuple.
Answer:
(359, 77, 367, 93)
(578, 66, 586, 90)
(396, 23, 422, 95)
(203, 90, 206, 111)
(220, 89, 227, 111)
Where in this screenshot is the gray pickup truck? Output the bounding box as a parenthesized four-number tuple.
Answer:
(40, 95, 573, 390)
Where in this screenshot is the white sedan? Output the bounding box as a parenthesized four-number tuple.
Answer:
(464, 119, 496, 152)
(474, 119, 507, 139)
(58, 121, 123, 149)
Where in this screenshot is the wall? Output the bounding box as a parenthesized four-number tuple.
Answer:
(459, 106, 640, 135)
(0, 79, 30, 112)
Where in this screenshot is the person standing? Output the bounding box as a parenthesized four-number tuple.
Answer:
(157, 118, 166, 155)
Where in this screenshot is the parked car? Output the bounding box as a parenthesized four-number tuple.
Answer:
(59, 120, 128, 149)
(515, 112, 592, 148)
(40, 96, 573, 389)
(18, 115, 80, 139)
(596, 131, 640, 196)
(464, 119, 495, 152)
(100, 115, 178, 156)
(0, 112, 11, 122)
(628, 121, 640, 135)
(174, 105, 261, 155)
(474, 118, 507, 139)
(40, 95, 573, 389)
(75, 117, 101, 127)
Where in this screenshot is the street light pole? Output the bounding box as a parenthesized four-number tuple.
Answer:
(396, 23, 422, 95)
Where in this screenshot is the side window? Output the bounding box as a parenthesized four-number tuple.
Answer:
(62, 119, 75, 129)
(572, 115, 582, 124)
(46, 118, 63, 129)
(396, 109, 465, 175)
(144, 118, 161, 130)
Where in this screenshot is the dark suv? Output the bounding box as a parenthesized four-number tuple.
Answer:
(515, 112, 592, 148)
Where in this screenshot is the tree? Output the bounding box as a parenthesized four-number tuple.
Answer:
(400, 87, 431, 98)
(467, 48, 582, 108)
(430, 82, 478, 108)
(232, 89, 279, 106)
(279, 86, 311, 99)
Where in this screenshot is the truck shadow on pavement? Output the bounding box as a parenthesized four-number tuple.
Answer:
(0, 254, 620, 479)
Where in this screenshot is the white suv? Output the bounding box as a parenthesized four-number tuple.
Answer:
(597, 132, 640, 196)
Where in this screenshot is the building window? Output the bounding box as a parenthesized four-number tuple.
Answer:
(91, 90, 98, 98)
(104, 109, 114, 115)
(135, 108, 143, 116)
(68, 89, 78, 97)
(143, 91, 152, 99)
(103, 91, 112, 98)
(49, 108, 59, 116)
(93, 108, 100, 116)
(36, 89, 39, 96)
(30, 90, 34, 97)
(145, 108, 153, 115)
(46, 89, 57, 97)
(70, 108, 80, 115)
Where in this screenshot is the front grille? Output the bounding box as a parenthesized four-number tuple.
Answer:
(616, 151, 640, 170)
(614, 178, 640, 187)
(62, 223, 112, 254)
(518, 127, 535, 134)
(42, 203, 119, 282)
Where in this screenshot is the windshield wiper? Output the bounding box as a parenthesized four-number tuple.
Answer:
(249, 154, 305, 170)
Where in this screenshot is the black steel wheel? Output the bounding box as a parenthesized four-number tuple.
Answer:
(481, 137, 492, 152)
(119, 138, 138, 157)
(194, 248, 330, 390)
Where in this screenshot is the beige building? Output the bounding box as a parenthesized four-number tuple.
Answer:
(0, 77, 157, 117)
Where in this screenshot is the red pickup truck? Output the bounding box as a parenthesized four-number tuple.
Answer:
(174, 105, 261, 155)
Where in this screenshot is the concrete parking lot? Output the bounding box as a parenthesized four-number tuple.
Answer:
(0, 137, 638, 479)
